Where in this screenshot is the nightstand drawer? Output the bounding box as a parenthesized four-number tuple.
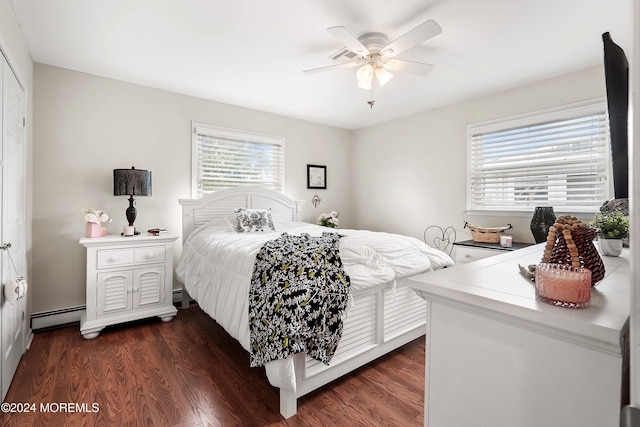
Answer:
(97, 248, 134, 268)
(453, 240, 532, 265)
(133, 246, 166, 264)
(455, 246, 499, 264)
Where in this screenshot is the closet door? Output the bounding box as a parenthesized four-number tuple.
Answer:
(1, 54, 26, 399)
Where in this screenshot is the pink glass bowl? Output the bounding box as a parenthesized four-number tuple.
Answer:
(535, 263, 592, 309)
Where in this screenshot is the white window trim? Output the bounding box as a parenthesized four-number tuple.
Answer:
(191, 122, 286, 198)
(466, 98, 612, 215)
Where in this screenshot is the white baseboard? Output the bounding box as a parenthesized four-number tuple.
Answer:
(25, 330, 34, 349)
(31, 289, 184, 331)
(30, 305, 85, 330)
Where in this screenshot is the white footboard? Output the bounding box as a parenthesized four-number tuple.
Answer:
(279, 282, 426, 418)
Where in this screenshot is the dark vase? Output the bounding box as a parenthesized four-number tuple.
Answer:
(530, 207, 556, 244)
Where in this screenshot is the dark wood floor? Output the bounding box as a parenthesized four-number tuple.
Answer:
(1, 305, 425, 426)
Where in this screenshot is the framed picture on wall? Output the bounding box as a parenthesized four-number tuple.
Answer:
(307, 164, 326, 189)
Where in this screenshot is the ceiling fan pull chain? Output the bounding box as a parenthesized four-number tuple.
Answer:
(367, 86, 375, 108)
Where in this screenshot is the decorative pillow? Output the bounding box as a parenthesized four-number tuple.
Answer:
(235, 208, 275, 232)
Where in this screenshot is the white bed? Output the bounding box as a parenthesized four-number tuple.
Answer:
(176, 186, 453, 418)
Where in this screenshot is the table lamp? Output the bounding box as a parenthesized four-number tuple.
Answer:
(113, 166, 152, 235)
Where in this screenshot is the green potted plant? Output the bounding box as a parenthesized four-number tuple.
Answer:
(590, 211, 629, 256)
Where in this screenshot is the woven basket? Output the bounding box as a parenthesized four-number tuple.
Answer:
(464, 222, 512, 244)
(545, 228, 605, 286)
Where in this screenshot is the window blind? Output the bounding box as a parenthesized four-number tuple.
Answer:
(467, 101, 611, 212)
(192, 124, 285, 198)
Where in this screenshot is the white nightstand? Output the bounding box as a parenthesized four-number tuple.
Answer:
(79, 233, 179, 339)
(454, 239, 532, 264)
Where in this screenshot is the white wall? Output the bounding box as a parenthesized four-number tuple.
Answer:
(32, 64, 352, 313)
(351, 65, 607, 243)
(28, 53, 614, 317)
(31, 63, 608, 315)
(0, 0, 33, 323)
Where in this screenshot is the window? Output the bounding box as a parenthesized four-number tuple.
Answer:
(192, 123, 285, 198)
(467, 99, 611, 213)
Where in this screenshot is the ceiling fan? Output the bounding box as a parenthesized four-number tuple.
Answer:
(304, 20, 442, 90)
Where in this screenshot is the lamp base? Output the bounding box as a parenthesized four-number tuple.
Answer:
(122, 196, 141, 236)
(121, 226, 141, 236)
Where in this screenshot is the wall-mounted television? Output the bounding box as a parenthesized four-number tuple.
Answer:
(602, 32, 629, 200)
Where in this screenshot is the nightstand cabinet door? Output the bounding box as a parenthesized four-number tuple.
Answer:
(97, 270, 133, 315)
(79, 234, 179, 339)
(134, 267, 164, 308)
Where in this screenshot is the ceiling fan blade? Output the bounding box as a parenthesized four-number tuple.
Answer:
(384, 59, 435, 76)
(381, 20, 442, 57)
(327, 26, 370, 57)
(303, 60, 361, 74)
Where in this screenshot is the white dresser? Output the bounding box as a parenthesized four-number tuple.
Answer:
(79, 234, 179, 339)
(407, 244, 629, 427)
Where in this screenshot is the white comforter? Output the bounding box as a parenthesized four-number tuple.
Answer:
(176, 220, 453, 391)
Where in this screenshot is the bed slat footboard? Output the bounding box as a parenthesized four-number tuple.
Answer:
(279, 283, 426, 418)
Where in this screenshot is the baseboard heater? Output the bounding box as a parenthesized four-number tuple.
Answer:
(31, 289, 186, 331)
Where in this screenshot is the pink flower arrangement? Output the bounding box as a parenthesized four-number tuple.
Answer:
(83, 208, 112, 224)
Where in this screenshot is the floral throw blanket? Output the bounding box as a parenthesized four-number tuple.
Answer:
(249, 232, 351, 368)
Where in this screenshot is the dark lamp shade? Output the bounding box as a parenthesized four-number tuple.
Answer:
(113, 167, 152, 196)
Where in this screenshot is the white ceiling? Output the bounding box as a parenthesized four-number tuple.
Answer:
(10, 0, 633, 130)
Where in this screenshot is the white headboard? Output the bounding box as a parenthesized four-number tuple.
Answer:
(178, 186, 304, 242)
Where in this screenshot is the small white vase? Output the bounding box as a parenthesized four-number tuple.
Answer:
(598, 238, 623, 257)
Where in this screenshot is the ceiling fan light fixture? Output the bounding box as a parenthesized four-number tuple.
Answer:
(356, 63, 373, 81)
(357, 78, 373, 90)
(356, 63, 374, 90)
(375, 67, 394, 87)
(305, 19, 442, 97)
